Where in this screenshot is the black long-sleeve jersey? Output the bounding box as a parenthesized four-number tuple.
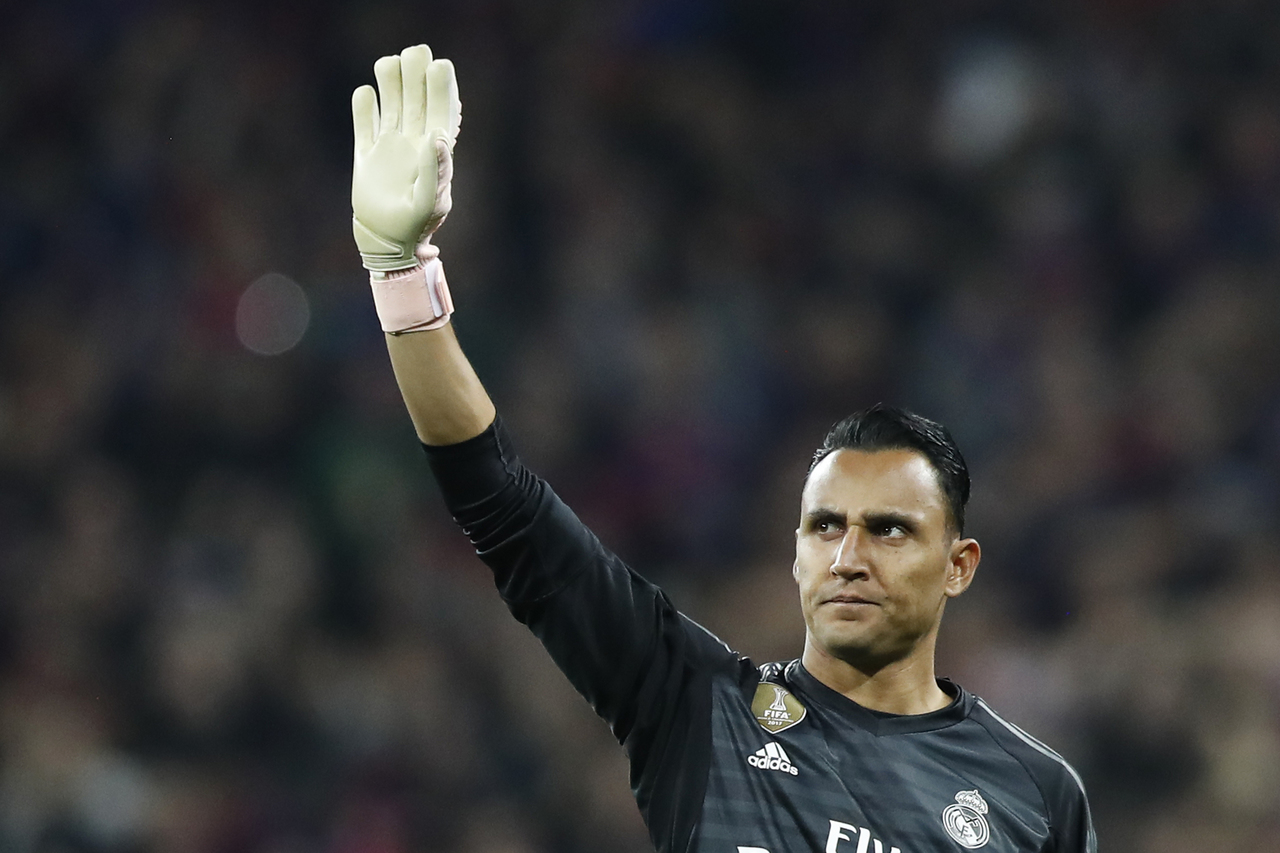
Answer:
(424, 419, 1097, 853)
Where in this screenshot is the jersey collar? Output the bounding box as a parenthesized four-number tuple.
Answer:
(789, 660, 974, 735)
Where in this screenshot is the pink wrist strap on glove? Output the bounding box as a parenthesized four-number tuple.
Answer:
(369, 243, 454, 334)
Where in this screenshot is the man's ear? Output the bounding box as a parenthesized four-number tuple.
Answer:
(792, 527, 802, 581)
(944, 538, 980, 598)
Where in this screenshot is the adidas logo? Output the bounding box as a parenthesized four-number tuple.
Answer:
(747, 742, 799, 776)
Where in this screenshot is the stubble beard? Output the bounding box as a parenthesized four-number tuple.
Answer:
(811, 606, 938, 675)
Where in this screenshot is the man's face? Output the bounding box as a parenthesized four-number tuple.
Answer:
(794, 448, 979, 671)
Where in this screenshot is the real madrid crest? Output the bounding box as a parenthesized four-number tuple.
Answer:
(941, 790, 991, 849)
(751, 683, 807, 733)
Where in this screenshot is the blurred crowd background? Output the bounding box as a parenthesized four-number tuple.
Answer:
(3, 0, 1280, 851)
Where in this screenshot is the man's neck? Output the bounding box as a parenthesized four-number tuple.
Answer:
(801, 639, 951, 716)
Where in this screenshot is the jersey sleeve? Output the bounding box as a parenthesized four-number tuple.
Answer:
(422, 417, 742, 852)
(971, 701, 1098, 853)
(1047, 769, 1097, 853)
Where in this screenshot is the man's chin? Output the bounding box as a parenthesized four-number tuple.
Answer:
(814, 628, 912, 672)
(814, 630, 877, 663)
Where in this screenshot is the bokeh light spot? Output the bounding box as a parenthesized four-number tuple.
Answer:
(935, 38, 1041, 168)
(235, 273, 310, 355)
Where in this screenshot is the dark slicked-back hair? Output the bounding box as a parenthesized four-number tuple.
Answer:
(809, 404, 971, 536)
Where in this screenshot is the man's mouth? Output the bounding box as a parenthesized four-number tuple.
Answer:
(825, 593, 877, 606)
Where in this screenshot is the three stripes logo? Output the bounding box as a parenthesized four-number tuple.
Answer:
(747, 742, 799, 776)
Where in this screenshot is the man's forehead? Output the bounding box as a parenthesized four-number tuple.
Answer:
(802, 447, 946, 513)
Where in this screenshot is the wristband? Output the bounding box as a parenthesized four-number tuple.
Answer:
(369, 247, 454, 334)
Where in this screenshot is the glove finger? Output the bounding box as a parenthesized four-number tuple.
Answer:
(432, 134, 453, 218)
(411, 135, 440, 218)
(426, 59, 461, 148)
(352, 85, 379, 151)
(373, 55, 403, 135)
(400, 44, 431, 138)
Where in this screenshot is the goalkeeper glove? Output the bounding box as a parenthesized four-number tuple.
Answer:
(351, 44, 461, 333)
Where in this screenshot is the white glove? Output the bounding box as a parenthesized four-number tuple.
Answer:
(351, 44, 461, 272)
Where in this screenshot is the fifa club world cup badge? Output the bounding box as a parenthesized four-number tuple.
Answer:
(751, 684, 807, 733)
(942, 790, 991, 848)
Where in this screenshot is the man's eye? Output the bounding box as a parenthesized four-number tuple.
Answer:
(876, 524, 907, 538)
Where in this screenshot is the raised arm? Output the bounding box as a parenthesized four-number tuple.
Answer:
(347, 49, 745, 849)
(384, 328, 494, 446)
(350, 44, 494, 445)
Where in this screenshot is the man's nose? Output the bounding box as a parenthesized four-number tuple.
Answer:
(831, 527, 870, 578)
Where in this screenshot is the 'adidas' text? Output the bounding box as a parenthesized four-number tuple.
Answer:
(747, 742, 799, 776)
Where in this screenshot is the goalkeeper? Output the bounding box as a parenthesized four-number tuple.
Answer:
(351, 44, 1097, 853)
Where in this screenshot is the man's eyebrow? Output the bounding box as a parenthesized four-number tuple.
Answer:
(802, 507, 846, 528)
(862, 510, 920, 532)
